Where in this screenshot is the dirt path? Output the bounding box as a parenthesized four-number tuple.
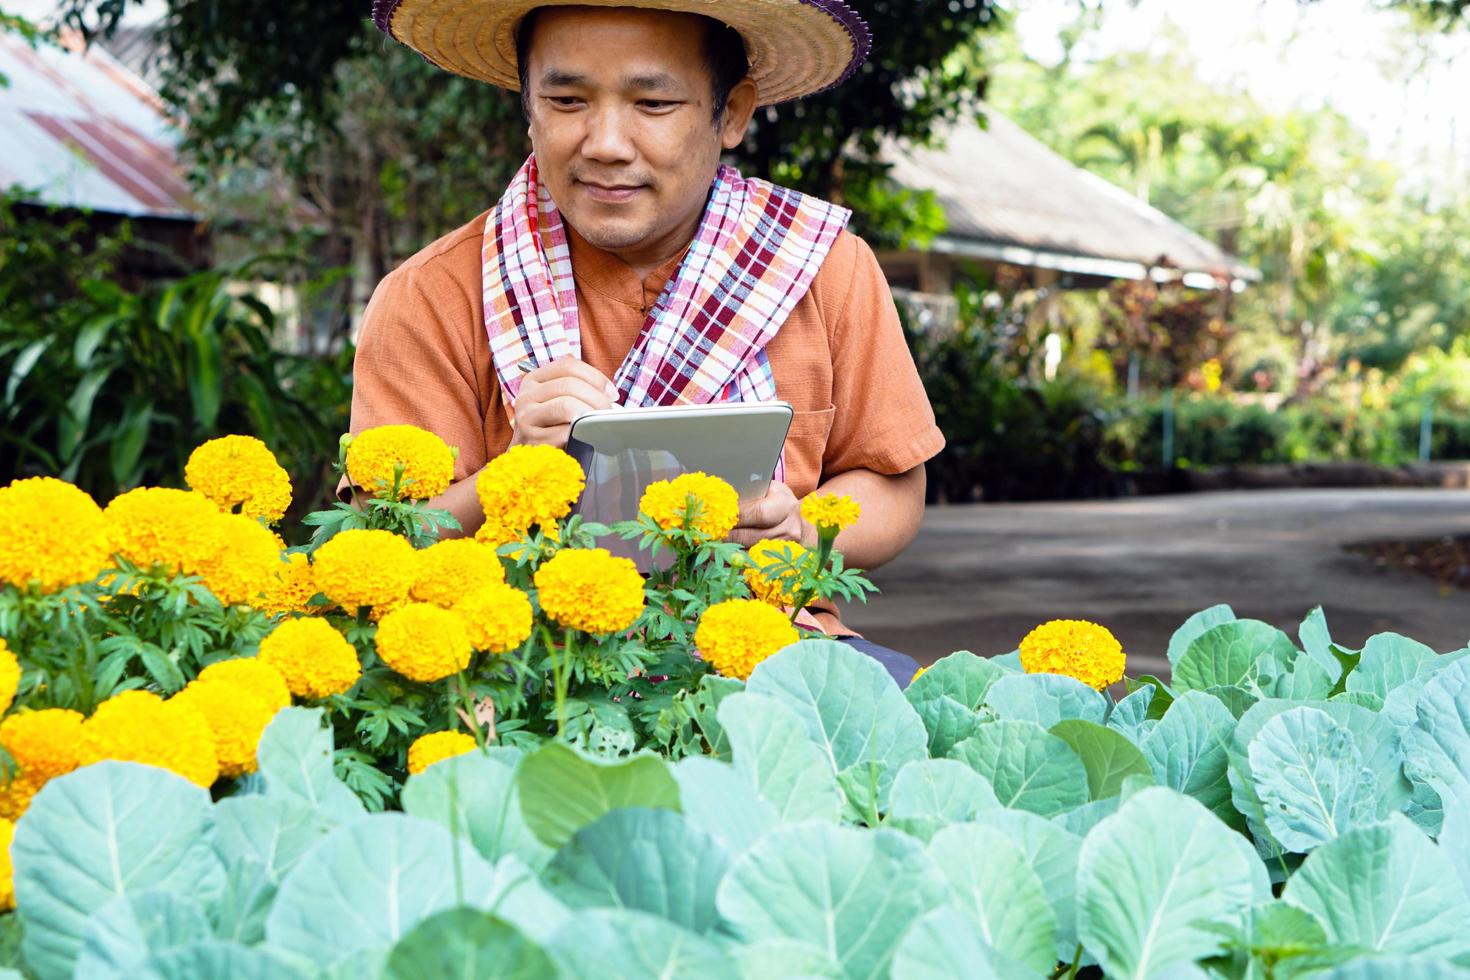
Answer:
(844, 489, 1470, 677)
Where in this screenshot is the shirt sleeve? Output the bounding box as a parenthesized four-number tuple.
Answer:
(820, 233, 946, 478)
(347, 263, 491, 485)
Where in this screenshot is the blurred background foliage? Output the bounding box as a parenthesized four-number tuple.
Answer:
(3, 0, 1470, 505)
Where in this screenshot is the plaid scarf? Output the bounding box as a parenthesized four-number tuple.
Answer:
(482, 155, 851, 418)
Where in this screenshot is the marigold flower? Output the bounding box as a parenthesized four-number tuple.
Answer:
(78, 691, 220, 789)
(184, 435, 293, 523)
(411, 539, 505, 608)
(346, 425, 455, 500)
(0, 477, 112, 592)
(743, 539, 811, 606)
(475, 445, 585, 543)
(407, 730, 477, 775)
(196, 656, 291, 714)
(0, 708, 84, 820)
(257, 618, 361, 700)
(311, 529, 416, 612)
(0, 818, 13, 911)
(911, 666, 928, 682)
(197, 512, 282, 607)
(171, 679, 275, 779)
(533, 548, 644, 635)
(260, 552, 320, 616)
(104, 487, 225, 578)
(694, 599, 799, 681)
(453, 581, 534, 653)
(1018, 619, 1126, 691)
(800, 492, 861, 533)
(639, 472, 740, 538)
(375, 603, 472, 683)
(0, 638, 19, 716)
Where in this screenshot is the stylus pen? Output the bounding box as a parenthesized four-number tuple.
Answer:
(517, 359, 535, 374)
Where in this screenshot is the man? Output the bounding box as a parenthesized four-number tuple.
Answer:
(357, 0, 944, 681)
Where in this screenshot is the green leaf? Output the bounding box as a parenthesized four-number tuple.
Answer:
(1173, 620, 1299, 694)
(717, 823, 948, 980)
(888, 759, 999, 822)
(904, 652, 1006, 757)
(717, 692, 843, 823)
(547, 808, 729, 933)
(1168, 603, 1237, 666)
(1319, 958, 1470, 979)
(11, 763, 224, 980)
(1106, 685, 1155, 743)
(210, 796, 333, 943)
(1077, 787, 1262, 979)
(108, 399, 153, 490)
(548, 908, 741, 980)
(672, 756, 777, 855)
(5, 337, 53, 406)
(983, 672, 1108, 727)
(1298, 606, 1343, 682)
(74, 891, 212, 980)
(265, 813, 503, 966)
(1142, 690, 1237, 821)
(746, 639, 928, 808)
(970, 809, 1084, 959)
(255, 707, 365, 822)
(1248, 707, 1377, 852)
(1402, 659, 1470, 802)
(383, 908, 554, 980)
(58, 366, 114, 461)
(1283, 816, 1470, 959)
(926, 824, 1057, 972)
(516, 741, 679, 849)
(889, 906, 1035, 980)
(402, 753, 552, 870)
(948, 720, 1088, 816)
(132, 942, 313, 980)
(736, 938, 842, 979)
(1049, 719, 1153, 800)
(1347, 633, 1439, 699)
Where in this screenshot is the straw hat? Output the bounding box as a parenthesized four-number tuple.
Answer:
(371, 0, 872, 106)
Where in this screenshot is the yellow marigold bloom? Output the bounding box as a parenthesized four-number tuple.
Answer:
(196, 657, 291, 714)
(184, 435, 293, 523)
(1018, 619, 1127, 692)
(454, 581, 533, 653)
(311, 529, 416, 612)
(260, 552, 320, 616)
(171, 679, 275, 780)
(0, 477, 112, 592)
(197, 512, 282, 607)
(743, 539, 810, 606)
(475, 445, 585, 543)
(78, 691, 220, 789)
(694, 599, 799, 682)
(346, 425, 455, 500)
(104, 487, 225, 577)
(0, 818, 13, 911)
(639, 472, 740, 538)
(411, 539, 505, 608)
(258, 618, 361, 700)
(0, 638, 19, 716)
(0, 709, 84, 820)
(407, 730, 477, 775)
(800, 493, 861, 533)
(376, 603, 472, 684)
(533, 548, 644, 636)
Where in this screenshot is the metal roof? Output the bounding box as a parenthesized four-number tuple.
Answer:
(887, 108, 1256, 286)
(0, 31, 195, 220)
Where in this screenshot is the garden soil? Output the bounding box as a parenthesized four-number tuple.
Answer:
(847, 488, 1470, 677)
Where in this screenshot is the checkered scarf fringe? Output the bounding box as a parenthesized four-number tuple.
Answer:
(482, 154, 851, 424)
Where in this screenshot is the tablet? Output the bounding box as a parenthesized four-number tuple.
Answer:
(566, 401, 794, 530)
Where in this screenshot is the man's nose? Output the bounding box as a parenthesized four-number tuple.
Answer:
(580, 107, 637, 164)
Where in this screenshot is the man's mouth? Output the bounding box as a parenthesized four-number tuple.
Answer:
(578, 180, 647, 204)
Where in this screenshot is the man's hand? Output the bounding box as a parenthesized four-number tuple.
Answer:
(729, 482, 815, 550)
(510, 357, 619, 448)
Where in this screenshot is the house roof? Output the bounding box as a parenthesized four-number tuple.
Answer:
(887, 108, 1256, 287)
(0, 31, 195, 221)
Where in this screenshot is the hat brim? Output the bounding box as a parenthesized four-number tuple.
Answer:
(372, 0, 871, 106)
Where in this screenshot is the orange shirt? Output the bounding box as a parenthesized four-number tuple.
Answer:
(349, 211, 944, 498)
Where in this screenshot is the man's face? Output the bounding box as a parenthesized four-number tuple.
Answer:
(523, 6, 753, 266)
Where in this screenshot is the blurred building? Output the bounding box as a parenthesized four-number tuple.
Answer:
(0, 29, 206, 278)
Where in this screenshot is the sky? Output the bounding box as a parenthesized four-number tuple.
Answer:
(1012, 0, 1470, 185)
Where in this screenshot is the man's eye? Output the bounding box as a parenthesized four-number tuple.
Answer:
(546, 96, 583, 108)
(639, 100, 676, 111)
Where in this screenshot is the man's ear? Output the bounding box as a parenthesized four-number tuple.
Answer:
(720, 77, 759, 150)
